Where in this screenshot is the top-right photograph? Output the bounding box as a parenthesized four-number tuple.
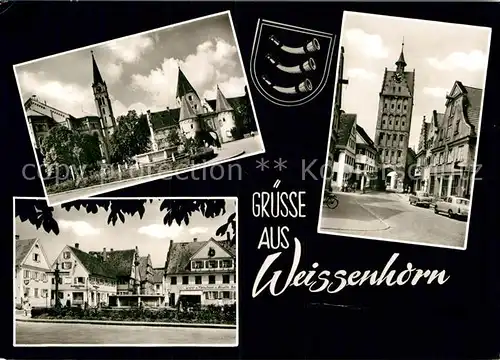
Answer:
(318, 11, 491, 250)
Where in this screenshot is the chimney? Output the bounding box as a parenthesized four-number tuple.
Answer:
(75, 243, 79, 249)
(226, 232, 231, 241)
(135, 246, 139, 254)
(103, 247, 107, 260)
(110, 248, 113, 252)
(166, 106, 170, 111)
(193, 237, 198, 242)
(15, 235, 19, 240)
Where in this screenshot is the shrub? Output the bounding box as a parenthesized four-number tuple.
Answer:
(230, 127, 244, 140)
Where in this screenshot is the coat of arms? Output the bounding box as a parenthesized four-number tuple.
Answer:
(208, 247, 216, 257)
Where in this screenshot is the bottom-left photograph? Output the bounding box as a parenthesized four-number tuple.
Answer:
(13, 196, 238, 347)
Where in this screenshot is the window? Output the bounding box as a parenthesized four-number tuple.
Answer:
(385, 150, 389, 156)
(397, 104, 401, 109)
(188, 95, 192, 101)
(192, 261, 204, 269)
(221, 259, 233, 268)
(208, 275, 216, 284)
(389, 120, 392, 125)
(222, 291, 231, 299)
(392, 87, 395, 92)
(205, 291, 218, 300)
(455, 120, 460, 133)
(193, 104, 197, 110)
(223, 275, 230, 284)
(23, 270, 30, 279)
(33, 272, 39, 280)
(332, 172, 338, 181)
(398, 150, 402, 157)
(195, 276, 202, 285)
(391, 151, 395, 156)
(398, 87, 401, 92)
(102, 107, 106, 115)
(34, 288, 39, 298)
(182, 276, 189, 285)
(393, 134, 397, 140)
(63, 251, 71, 259)
(74, 277, 85, 285)
(384, 103, 387, 108)
(207, 260, 217, 269)
(404, 105, 407, 110)
(383, 119, 386, 125)
(42, 273, 47, 282)
(190, 124, 193, 129)
(170, 276, 177, 285)
(42, 289, 48, 298)
(399, 135, 404, 142)
(391, 104, 395, 109)
(25, 288, 30, 296)
(62, 262, 72, 270)
(402, 121, 405, 127)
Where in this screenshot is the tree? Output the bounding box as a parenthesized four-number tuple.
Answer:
(233, 90, 257, 132)
(15, 199, 237, 245)
(41, 126, 101, 177)
(110, 110, 151, 163)
(166, 127, 181, 146)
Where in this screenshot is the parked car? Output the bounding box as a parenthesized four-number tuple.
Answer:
(434, 196, 470, 219)
(409, 191, 433, 207)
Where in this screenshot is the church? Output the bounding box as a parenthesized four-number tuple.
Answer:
(24, 51, 245, 164)
(374, 41, 415, 191)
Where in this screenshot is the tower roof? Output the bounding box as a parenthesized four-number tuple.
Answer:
(91, 50, 104, 86)
(395, 39, 407, 69)
(179, 96, 197, 120)
(176, 67, 197, 99)
(215, 85, 233, 112)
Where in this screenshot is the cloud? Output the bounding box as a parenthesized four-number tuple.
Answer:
(17, 70, 129, 118)
(105, 35, 155, 63)
(131, 38, 241, 108)
(202, 76, 246, 100)
(102, 63, 124, 83)
(344, 29, 389, 59)
(59, 220, 100, 236)
(188, 227, 208, 235)
(423, 87, 449, 98)
(346, 68, 377, 80)
(137, 224, 184, 239)
(426, 50, 488, 72)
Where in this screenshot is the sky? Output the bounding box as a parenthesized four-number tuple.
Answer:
(15, 199, 237, 268)
(338, 12, 491, 149)
(14, 12, 247, 119)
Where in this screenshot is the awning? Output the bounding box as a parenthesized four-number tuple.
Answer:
(179, 290, 203, 296)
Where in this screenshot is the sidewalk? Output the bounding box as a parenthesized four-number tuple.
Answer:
(15, 315, 236, 329)
(320, 193, 390, 232)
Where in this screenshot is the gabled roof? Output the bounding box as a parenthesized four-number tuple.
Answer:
(176, 68, 198, 99)
(215, 86, 233, 112)
(463, 85, 483, 133)
(68, 246, 116, 278)
(355, 124, 375, 149)
(16, 238, 37, 267)
(165, 238, 236, 275)
(105, 249, 136, 277)
(337, 113, 356, 147)
(152, 268, 164, 284)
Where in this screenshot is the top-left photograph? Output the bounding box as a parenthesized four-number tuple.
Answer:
(13, 10, 265, 206)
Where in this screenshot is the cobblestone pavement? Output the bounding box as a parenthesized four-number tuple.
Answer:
(320, 191, 468, 248)
(15, 321, 237, 345)
(47, 135, 264, 205)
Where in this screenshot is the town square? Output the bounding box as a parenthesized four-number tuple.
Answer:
(320, 12, 490, 249)
(14, 197, 237, 345)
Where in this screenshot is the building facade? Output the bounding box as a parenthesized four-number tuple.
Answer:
(327, 46, 349, 184)
(374, 42, 415, 191)
(138, 255, 155, 296)
(354, 124, 378, 190)
(331, 113, 357, 189)
(165, 235, 236, 307)
(428, 81, 481, 198)
(51, 244, 118, 307)
(15, 237, 52, 308)
(152, 268, 166, 297)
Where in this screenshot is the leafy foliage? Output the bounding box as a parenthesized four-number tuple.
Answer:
(166, 127, 181, 146)
(109, 110, 151, 163)
(41, 126, 102, 177)
(16, 199, 236, 244)
(233, 88, 257, 132)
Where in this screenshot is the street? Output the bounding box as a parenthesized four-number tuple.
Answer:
(15, 320, 237, 345)
(320, 191, 467, 248)
(47, 135, 264, 205)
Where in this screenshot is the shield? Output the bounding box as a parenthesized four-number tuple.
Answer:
(250, 19, 335, 107)
(24, 279, 30, 285)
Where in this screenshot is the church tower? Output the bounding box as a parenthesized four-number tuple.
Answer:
(176, 67, 203, 139)
(91, 51, 116, 163)
(374, 40, 415, 190)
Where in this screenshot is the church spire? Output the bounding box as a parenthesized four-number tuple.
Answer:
(91, 50, 104, 86)
(176, 67, 198, 99)
(395, 38, 407, 72)
(215, 85, 233, 112)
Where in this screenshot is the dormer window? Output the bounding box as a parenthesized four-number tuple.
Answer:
(188, 95, 192, 101)
(63, 251, 71, 259)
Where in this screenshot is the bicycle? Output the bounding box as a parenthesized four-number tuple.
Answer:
(324, 192, 339, 209)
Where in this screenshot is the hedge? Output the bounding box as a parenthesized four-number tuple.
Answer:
(30, 304, 236, 325)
